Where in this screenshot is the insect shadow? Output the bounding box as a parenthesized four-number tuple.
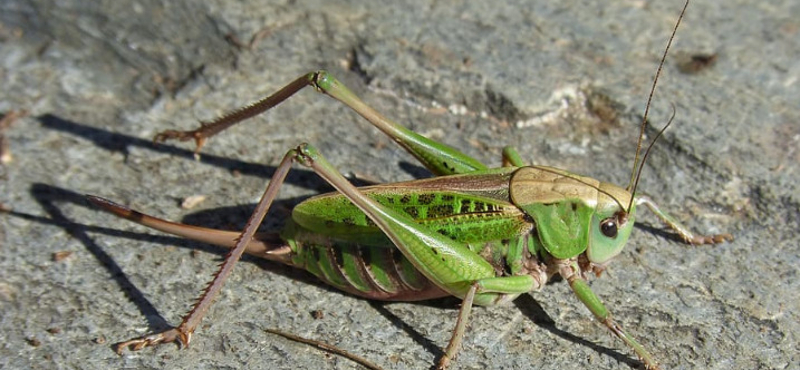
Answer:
(36, 114, 319, 189)
(37, 113, 421, 189)
(22, 183, 173, 345)
(17, 184, 332, 347)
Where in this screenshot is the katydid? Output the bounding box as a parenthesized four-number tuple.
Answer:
(89, 1, 731, 368)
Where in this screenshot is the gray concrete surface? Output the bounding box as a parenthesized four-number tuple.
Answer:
(1, 1, 798, 369)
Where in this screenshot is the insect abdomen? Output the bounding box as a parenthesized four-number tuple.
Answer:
(282, 221, 447, 301)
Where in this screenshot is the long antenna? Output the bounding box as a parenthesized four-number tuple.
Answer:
(627, 106, 676, 212)
(626, 0, 690, 205)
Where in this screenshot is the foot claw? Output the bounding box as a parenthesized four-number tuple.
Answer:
(153, 130, 191, 143)
(153, 130, 207, 153)
(114, 328, 186, 354)
(687, 233, 733, 245)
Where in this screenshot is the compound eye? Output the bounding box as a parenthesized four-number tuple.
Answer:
(600, 218, 618, 238)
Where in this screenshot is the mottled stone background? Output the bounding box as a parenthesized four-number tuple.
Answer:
(1, 1, 797, 369)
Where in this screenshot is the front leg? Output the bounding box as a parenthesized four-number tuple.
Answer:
(635, 194, 733, 245)
(559, 260, 661, 370)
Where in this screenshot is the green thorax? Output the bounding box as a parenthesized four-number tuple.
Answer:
(510, 166, 600, 259)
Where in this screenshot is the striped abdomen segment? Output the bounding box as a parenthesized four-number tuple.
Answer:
(284, 224, 447, 301)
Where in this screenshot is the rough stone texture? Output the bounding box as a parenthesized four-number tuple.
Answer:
(1, 1, 798, 369)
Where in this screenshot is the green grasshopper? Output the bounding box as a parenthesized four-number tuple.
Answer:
(89, 1, 731, 368)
